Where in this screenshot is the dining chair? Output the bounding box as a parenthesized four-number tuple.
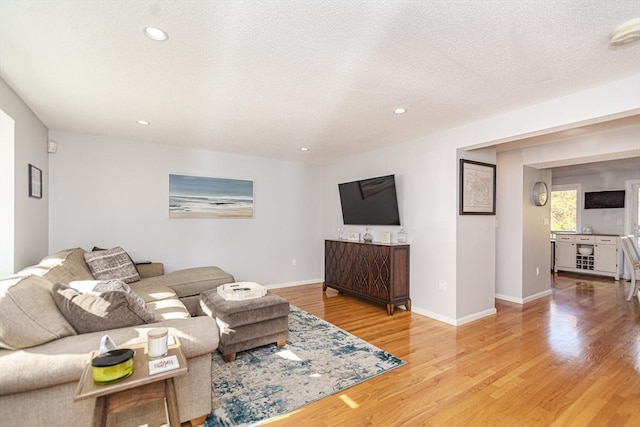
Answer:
(620, 235, 640, 301)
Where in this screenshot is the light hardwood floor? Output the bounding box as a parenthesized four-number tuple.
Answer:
(257, 273, 640, 426)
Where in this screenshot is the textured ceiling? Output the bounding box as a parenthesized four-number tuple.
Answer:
(1, 0, 639, 164)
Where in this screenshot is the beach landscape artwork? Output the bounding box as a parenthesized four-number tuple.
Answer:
(169, 174, 254, 218)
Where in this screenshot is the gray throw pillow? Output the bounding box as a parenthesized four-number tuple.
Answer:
(52, 281, 159, 334)
(83, 246, 140, 283)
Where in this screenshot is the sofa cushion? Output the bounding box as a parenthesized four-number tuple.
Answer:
(42, 248, 95, 283)
(16, 248, 94, 285)
(52, 281, 159, 334)
(157, 266, 235, 298)
(83, 247, 140, 283)
(0, 275, 76, 350)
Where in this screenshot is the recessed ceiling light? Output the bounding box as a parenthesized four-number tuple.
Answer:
(393, 108, 406, 115)
(137, 120, 150, 126)
(301, 147, 309, 152)
(610, 18, 640, 46)
(144, 26, 169, 42)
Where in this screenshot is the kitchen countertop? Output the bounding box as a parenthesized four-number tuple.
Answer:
(553, 232, 620, 236)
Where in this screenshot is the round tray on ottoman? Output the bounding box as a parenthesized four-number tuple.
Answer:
(200, 287, 289, 362)
(217, 282, 267, 301)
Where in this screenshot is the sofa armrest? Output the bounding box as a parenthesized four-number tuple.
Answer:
(0, 316, 218, 397)
(135, 262, 164, 278)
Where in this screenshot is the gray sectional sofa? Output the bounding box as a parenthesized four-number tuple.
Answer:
(0, 247, 234, 427)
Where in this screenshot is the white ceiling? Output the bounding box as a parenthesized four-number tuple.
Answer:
(1, 1, 639, 165)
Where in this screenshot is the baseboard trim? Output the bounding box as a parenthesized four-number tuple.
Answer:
(496, 289, 552, 305)
(266, 282, 497, 327)
(267, 279, 323, 289)
(455, 308, 498, 326)
(523, 289, 552, 303)
(495, 293, 522, 304)
(410, 307, 457, 326)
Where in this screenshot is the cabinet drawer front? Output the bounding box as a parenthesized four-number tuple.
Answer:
(595, 236, 618, 244)
(576, 235, 595, 244)
(556, 235, 575, 242)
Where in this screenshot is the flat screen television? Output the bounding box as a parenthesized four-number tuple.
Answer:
(584, 190, 625, 209)
(338, 174, 400, 225)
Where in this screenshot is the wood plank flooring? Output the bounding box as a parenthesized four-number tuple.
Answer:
(260, 273, 640, 426)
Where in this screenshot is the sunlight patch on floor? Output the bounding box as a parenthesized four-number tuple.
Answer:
(339, 394, 360, 409)
(276, 349, 303, 362)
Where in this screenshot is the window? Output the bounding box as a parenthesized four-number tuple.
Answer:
(551, 184, 581, 233)
(0, 109, 15, 276)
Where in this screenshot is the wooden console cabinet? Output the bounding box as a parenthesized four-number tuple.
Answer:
(323, 239, 411, 315)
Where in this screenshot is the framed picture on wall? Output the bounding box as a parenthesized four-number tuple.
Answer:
(169, 174, 254, 218)
(459, 159, 496, 215)
(28, 164, 42, 199)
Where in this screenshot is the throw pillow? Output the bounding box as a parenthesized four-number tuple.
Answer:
(83, 246, 140, 283)
(0, 275, 76, 350)
(52, 281, 159, 334)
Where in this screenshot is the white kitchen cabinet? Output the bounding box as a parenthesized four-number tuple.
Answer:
(554, 234, 619, 280)
(594, 236, 619, 279)
(555, 235, 576, 270)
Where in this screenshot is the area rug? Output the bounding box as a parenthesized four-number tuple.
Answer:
(204, 305, 406, 426)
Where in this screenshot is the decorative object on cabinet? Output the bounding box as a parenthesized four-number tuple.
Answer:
(459, 159, 496, 215)
(346, 231, 360, 242)
(28, 164, 42, 199)
(397, 227, 407, 243)
(363, 227, 373, 243)
(379, 231, 391, 244)
(169, 174, 253, 218)
(323, 239, 410, 315)
(532, 181, 548, 206)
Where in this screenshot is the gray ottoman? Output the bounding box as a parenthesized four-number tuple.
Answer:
(200, 288, 289, 362)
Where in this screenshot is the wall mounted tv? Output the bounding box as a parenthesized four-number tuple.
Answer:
(584, 190, 625, 209)
(338, 174, 400, 225)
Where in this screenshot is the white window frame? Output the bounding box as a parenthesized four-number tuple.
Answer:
(550, 183, 582, 233)
(0, 109, 15, 277)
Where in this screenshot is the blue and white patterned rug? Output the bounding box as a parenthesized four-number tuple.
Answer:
(204, 305, 406, 426)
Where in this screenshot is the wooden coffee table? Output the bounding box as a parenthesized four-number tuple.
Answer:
(74, 337, 188, 427)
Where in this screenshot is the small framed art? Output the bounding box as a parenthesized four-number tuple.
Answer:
(29, 164, 42, 199)
(459, 159, 496, 215)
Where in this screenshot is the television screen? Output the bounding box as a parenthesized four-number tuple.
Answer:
(338, 175, 400, 225)
(584, 190, 625, 209)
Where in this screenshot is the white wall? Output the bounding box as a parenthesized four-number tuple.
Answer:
(35, 73, 640, 325)
(552, 167, 640, 235)
(323, 74, 640, 324)
(495, 125, 639, 302)
(495, 150, 525, 300)
(48, 131, 323, 287)
(456, 148, 497, 322)
(0, 78, 49, 271)
(322, 137, 459, 323)
(522, 166, 552, 300)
